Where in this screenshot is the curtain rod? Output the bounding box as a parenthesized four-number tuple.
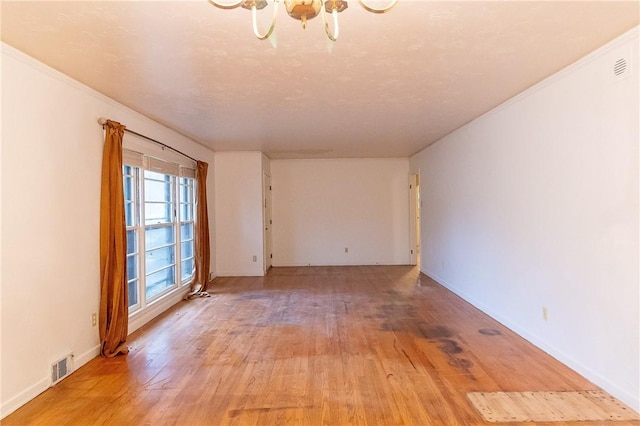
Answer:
(98, 117, 198, 163)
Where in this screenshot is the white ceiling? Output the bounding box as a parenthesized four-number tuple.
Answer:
(1, 1, 638, 159)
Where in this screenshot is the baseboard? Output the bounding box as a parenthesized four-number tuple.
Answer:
(271, 261, 411, 267)
(217, 263, 413, 276)
(0, 343, 100, 420)
(1, 378, 49, 420)
(74, 345, 101, 368)
(423, 269, 640, 413)
(2, 286, 192, 420)
(215, 270, 264, 277)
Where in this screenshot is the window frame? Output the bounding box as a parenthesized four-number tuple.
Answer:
(123, 151, 196, 316)
(179, 175, 196, 282)
(143, 170, 178, 302)
(124, 165, 142, 312)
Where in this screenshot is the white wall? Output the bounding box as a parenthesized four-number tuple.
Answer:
(271, 158, 410, 266)
(0, 44, 216, 417)
(214, 151, 265, 276)
(410, 28, 639, 410)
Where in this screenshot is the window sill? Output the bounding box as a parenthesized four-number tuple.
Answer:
(127, 285, 191, 335)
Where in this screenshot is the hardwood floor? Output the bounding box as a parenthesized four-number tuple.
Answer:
(4, 266, 637, 425)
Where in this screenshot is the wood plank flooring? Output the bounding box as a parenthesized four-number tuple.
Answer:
(4, 266, 638, 425)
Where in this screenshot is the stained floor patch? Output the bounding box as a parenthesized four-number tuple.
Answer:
(418, 324, 453, 340)
(478, 328, 501, 336)
(467, 390, 639, 422)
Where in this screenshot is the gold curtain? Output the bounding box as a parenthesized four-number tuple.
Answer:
(99, 120, 129, 357)
(193, 161, 211, 292)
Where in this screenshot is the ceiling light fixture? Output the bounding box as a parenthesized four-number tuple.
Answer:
(207, 0, 397, 41)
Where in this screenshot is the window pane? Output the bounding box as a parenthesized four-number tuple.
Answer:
(181, 241, 194, 259)
(180, 203, 193, 222)
(181, 223, 193, 241)
(145, 226, 175, 250)
(180, 182, 193, 204)
(127, 255, 138, 281)
(144, 202, 172, 224)
(125, 202, 135, 227)
(146, 266, 175, 299)
(145, 170, 168, 181)
(144, 176, 172, 203)
(128, 279, 138, 307)
(146, 246, 175, 274)
(126, 230, 137, 255)
(123, 176, 133, 201)
(181, 258, 194, 280)
(124, 165, 132, 175)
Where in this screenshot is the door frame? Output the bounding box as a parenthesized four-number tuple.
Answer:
(409, 171, 421, 266)
(262, 172, 273, 273)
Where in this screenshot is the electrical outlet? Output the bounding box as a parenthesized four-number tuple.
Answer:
(344, 247, 348, 253)
(252, 255, 257, 262)
(91, 313, 97, 327)
(542, 307, 548, 321)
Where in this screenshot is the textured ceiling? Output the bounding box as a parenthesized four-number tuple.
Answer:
(1, 1, 638, 159)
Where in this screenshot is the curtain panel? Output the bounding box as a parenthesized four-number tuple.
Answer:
(99, 120, 129, 357)
(194, 161, 211, 292)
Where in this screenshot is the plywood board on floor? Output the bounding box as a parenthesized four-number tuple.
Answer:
(468, 390, 640, 422)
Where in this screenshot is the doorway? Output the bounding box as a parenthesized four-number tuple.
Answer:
(263, 172, 273, 272)
(409, 172, 421, 267)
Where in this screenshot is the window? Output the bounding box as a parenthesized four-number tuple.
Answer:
(179, 177, 195, 280)
(124, 165, 140, 309)
(123, 153, 195, 314)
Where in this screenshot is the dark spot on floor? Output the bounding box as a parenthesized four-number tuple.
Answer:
(418, 324, 453, 340)
(448, 358, 473, 370)
(438, 339, 463, 355)
(379, 322, 394, 332)
(479, 328, 501, 336)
